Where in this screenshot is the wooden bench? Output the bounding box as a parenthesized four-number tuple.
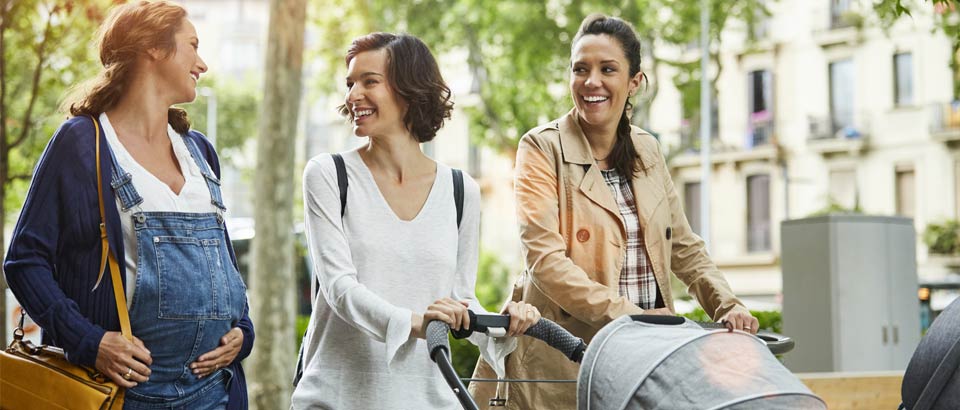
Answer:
(798, 371, 904, 410)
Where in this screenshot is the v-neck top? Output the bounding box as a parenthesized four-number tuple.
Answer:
(355, 151, 441, 223)
(293, 149, 489, 409)
(99, 113, 221, 305)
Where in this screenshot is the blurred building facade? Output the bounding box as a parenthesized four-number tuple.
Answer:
(648, 0, 958, 307)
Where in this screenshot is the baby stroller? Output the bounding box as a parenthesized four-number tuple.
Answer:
(427, 313, 825, 410)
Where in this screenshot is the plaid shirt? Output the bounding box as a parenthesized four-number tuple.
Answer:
(601, 169, 657, 309)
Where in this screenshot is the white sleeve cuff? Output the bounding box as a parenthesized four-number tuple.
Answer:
(384, 307, 415, 368)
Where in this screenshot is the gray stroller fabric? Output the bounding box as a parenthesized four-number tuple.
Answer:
(901, 297, 960, 410)
(578, 316, 825, 410)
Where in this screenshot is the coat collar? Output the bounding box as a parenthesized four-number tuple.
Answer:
(556, 108, 664, 232)
(557, 108, 656, 170)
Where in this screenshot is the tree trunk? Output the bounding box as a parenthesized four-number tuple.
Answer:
(247, 0, 306, 408)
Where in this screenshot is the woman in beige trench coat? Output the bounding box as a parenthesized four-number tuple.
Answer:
(469, 14, 758, 410)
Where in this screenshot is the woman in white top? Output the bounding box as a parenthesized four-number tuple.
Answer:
(291, 33, 541, 409)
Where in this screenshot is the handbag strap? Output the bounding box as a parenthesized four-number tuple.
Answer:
(90, 115, 133, 342)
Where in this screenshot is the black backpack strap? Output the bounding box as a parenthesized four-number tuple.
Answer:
(452, 168, 464, 229)
(332, 153, 348, 217)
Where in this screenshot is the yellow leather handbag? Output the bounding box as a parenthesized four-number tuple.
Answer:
(0, 116, 132, 409)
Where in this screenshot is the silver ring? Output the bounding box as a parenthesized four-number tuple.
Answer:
(123, 367, 133, 380)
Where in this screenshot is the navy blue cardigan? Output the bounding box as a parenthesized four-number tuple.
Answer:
(4, 116, 254, 409)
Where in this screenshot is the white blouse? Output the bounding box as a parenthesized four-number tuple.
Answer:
(99, 113, 222, 306)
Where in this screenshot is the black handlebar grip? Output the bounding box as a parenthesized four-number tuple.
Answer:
(426, 320, 451, 362)
(524, 318, 586, 363)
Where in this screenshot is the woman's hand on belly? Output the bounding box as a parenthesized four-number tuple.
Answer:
(96, 332, 153, 387)
(190, 327, 243, 378)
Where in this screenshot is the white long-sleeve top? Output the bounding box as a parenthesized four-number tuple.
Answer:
(292, 149, 486, 409)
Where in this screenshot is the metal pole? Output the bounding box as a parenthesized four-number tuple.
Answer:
(207, 90, 218, 147)
(700, 0, 712, 252)
(198, 86, 217, 147)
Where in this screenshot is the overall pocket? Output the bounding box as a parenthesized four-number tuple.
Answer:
(154, 236, 231, 320)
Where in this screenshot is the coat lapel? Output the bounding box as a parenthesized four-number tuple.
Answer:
(558, 111, 622, 221)
(629, 135, 663, 229)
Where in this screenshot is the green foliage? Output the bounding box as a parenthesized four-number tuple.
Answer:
(806, 198, 863, 217)
(1, 0, 107, 223)
(308, 0, 772, 154)
(449, 250, 516, 379)
(924, 219, 960, 254)
(179, 75, 260, 166)
(680, 307, 783, 334)
(296, 314, 310, 350)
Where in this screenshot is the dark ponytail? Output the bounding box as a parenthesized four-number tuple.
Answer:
(574, 14, 646, 179)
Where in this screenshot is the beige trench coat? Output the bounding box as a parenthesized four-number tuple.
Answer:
(469, 110, 748, 410)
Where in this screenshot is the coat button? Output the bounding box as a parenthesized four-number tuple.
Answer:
(666, 227, 672, 240)
(576, 229, 590, 242)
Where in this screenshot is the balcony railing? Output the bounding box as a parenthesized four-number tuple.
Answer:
(746, 110, 774, 148)
(929, 102, 960, 134)
(679, 119, 719, 151)
(808, 115, 866, 141)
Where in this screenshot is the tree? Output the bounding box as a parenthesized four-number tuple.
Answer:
(0, 0, 106, 343)
(309, 0, 770, 155)
(180, 75, 261, 166)
(246, 0, 306, 408)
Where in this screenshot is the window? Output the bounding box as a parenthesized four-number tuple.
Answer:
(894, 53, 914, 106)
(831, 0, 853, 29)
(896, 166, 915, 218)
(829, 59, 855, 136)
(828, 169, 857, 210)
(747, 174, 771, 252)
(747, 70, 774, 147)
(684, 182, 702, 235)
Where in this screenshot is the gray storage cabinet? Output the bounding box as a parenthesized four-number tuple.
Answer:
(781, 215, 921, 372)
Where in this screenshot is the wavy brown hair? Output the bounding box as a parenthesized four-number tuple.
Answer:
(573, 14, 647, 179)
(61, 1, 192, 134)
(338, 33, 454, 143)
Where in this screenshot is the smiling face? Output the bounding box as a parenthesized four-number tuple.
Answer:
(153, 19, 207, 104)
(344, 49, 408, 138)
(570, 34, 642, 130)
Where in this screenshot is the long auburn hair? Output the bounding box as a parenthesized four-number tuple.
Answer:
(62, 1, 192, 133)
(573, 14, 647, 179)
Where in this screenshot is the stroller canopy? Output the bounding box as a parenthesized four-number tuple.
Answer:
(578, 316, 825, 410)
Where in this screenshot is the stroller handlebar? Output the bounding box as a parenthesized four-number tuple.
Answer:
(694, 320, 796, 355)
(427, 313, 586, 364)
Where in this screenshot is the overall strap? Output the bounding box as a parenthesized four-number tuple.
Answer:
(102, 126, 143, 212)
(183, 136, 227, 212)
(332, 153, 347, 217)
(91, 115, 133, 342)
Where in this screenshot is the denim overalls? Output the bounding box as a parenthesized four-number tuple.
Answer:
(109, 136, 246, 410)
